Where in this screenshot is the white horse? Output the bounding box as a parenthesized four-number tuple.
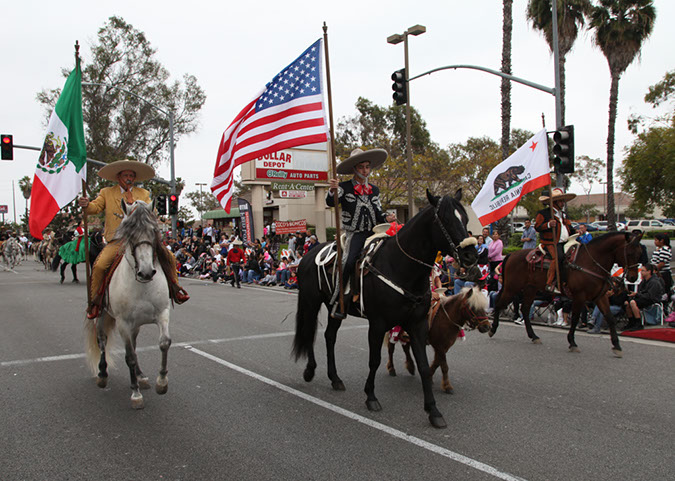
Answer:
(2, 236, 21, 271)
(84, 200, 171, 409)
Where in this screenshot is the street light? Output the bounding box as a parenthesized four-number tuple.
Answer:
(196, 182, 207, 225)
(82, 81, 178, 237)
(387, 24, 426, 219)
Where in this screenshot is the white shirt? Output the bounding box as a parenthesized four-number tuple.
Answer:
(553, 207, 569, 243)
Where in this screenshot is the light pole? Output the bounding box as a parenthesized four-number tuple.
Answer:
(195, 182, 207, 225)
(387, 24, 426, 220)
(81, 81, 177, 237)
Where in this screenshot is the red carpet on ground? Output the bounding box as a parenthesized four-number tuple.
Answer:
(621, 327, 675, 343)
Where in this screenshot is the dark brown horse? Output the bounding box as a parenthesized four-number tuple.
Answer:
(386, 286, 491, 393)
(489, 232, 643, 357)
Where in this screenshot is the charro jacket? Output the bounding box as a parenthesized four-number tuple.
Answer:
(84, 186, 152, 242)
(326, 179, 387, 233)
(534, 208, 575, 246)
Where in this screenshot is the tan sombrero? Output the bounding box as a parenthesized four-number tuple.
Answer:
(232, 239, 243, 246)
(539, 187, 576, 204)
(98, 159, 156, 182)
(336, 148, 388, 175)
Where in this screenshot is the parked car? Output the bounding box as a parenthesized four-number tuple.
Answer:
(579, 222, 599, 232)
(511, 222, 525, 233)
(661, 219, 675, 227)
(625, 219, 666, 232)
(591, 221, 608, 231)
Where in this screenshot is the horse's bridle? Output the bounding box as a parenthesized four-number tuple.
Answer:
(126, 239, 156, 283)
(572, 237, 640, 286)
(438, 296, 490, 332)
(394, 196, 463, 269)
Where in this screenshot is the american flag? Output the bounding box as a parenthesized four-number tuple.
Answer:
(211, 38, 329, 212)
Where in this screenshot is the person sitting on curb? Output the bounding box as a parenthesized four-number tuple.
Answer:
(623, 264, 665, 331)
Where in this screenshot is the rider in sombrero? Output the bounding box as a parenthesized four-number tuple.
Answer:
(534, 187, 577, 293)
(78, 159, 189, 319)
(327, 148, 396, 314)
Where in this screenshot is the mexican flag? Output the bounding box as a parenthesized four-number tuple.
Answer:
(29, 59, 87, 239)
(471, 129, 551, 226)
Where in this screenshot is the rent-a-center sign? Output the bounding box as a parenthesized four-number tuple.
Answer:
(255, 148, 328, 182)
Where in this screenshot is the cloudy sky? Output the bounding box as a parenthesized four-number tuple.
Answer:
(1, 0, 672, 222)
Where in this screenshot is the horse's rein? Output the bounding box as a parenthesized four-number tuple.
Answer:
(125, 240, 157, 282)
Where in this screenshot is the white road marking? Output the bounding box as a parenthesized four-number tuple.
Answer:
(0, 325, 369, 367)
(187, 345, 527, 481)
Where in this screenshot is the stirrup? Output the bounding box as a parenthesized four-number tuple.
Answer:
(330, 302, 347, 320)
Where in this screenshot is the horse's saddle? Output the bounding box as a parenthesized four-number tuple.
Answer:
(526, 234, 581, 270)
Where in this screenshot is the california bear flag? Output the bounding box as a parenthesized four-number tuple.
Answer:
(29, 58, 87, 239)
(471, 129, 551, 226)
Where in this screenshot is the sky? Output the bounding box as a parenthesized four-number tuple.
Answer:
(1, 0, 673, 223)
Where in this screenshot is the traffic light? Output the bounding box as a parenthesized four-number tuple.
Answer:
(391, 68, 407, 106)
(1, 134, 13, 160)
(552, 125, 575, 174)
(168, 194, 179, 215)
(156, 194, 167, 215)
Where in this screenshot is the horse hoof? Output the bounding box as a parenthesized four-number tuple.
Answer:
(138, 377, 151, 390)
(569, 346, 581, 353)
(155, 377, 168, 395)
(303, 368, 315, 383)
(406, 366, 415, 376)
(429, 414, 447, 429)
(60, 278, 64, 284)
(388, 370, 397, 377)
(532, 338, 542, 344)
(366, 400, 382, 412)
(96, 376, 108, 388)
(131, 395, 144, 410)
(332, 380, 346, 391)
(612, 348, 623, 358)
(488, 330, 495, 338)
(443, 388, 454, 395)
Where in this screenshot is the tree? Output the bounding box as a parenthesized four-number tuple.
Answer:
(37, 16, 206, 192)
(622, 69, 675, 218)
(335, 97, 451, 210)
(527, 0, 591, 126)
(185, 190, 221, 219)
(501, 0, 514, 161)
(567, 203, 599, 222)
(570, 155, 602, 220)
(622, 125, 675, 217)
(590, 0, 656, 230)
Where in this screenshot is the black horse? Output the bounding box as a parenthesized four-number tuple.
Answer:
(51, 231, 105, 283)
(292, 190, 479, 428)
(490, 232, 643, 356)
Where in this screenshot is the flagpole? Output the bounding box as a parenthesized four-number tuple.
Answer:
(322, 22, 345, 316)
(75, 40, 92, 306)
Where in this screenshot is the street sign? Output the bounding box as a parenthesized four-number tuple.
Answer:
(278, 190, 307, 199)
(0, 205, 8, 214)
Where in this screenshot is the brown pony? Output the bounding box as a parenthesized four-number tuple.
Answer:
(386, 286, 491, 393)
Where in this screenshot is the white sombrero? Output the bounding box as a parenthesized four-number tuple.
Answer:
(539, 187, 576, 204)
(336, 148, 388, 175)
(98, 160, 156, 182)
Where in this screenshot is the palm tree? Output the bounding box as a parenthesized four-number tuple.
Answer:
(527, 0, 591, 126)
(590, 0, 656, 230)
(501, 0, 513, 161)
(18, 176, 32, 225)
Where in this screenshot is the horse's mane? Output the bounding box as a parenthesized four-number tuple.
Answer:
(113, 202, 162, 246)
(441, 286, 488, 311)
(588, 231, 629, 245)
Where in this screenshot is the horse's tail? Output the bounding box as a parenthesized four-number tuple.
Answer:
(292, 253, 322, 361)
(83, 315, 117, 375)
(51, 253, 61, 271)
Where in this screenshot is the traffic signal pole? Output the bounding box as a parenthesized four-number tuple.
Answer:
(403, 33, 415, 219)
(551, 0, 564, 188)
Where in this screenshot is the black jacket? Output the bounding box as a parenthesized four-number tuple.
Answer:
(635, 275, 665, 306)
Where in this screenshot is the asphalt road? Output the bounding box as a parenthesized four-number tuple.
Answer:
(1, 259, 674, 481)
